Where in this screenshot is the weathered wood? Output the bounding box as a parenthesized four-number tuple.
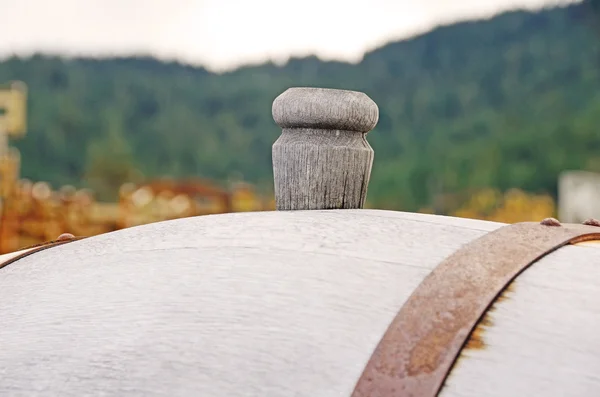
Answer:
(1, 210, 599, 396)
(272, 87, 378, 210)
(353, 221, 600, 397)
(443, 238, 600, 397)
(0, 210, 499, 396)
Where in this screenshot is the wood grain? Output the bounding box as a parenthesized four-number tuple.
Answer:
(272, 128, 373, 210)
(0, 210, 599, 396)
(271, 87, 378, 210)
(0, 210, 493, 396)
(441, 234, 600, 397)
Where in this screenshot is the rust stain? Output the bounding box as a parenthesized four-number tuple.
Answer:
(351, 222, 600, 397)
(462, 283, 515, 352)
(495, 282, 514, 302)
(463, 314, 492, 350)
(407, 325, 456, 375)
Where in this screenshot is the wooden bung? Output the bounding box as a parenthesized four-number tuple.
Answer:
(271, 87, 378, 210)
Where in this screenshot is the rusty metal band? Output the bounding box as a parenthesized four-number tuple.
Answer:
(352, 221, 600, 397)
(0, 236, 87, 270)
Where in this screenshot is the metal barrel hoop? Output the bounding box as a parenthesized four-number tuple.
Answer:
(352, 219, 600, 397)
(0, 235, 86, 270)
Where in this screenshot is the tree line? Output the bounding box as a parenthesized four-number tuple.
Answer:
(1, 1, 600, 212)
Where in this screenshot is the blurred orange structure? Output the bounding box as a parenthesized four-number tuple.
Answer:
(116, 178, 273, 229)
(449, 187, 556, 223)
(0, 177, 274, 254)
(0, 80, 275, 254)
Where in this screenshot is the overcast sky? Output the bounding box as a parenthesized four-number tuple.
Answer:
(0, 0, 577, 72)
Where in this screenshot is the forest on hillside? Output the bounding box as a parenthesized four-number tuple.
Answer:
(1, 0, 600, 212)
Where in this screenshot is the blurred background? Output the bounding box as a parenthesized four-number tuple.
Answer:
(1, 0, 599, 253)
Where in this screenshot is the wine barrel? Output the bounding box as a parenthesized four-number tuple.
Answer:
(3, 87, 599, 396)
(1, 209, 600, 396)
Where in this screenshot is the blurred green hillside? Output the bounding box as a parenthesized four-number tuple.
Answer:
(2, 1, 600, 211)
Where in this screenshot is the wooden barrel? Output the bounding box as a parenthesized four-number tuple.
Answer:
(1, 209, 600, 396)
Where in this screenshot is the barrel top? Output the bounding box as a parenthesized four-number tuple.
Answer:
(272, 87, 379, 132)
(0, 210, 502, 396)
(3, 210, 600, 396)
(1, 209, 507, 274)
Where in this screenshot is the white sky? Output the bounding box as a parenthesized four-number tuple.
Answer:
(0, 0, 577, 72)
